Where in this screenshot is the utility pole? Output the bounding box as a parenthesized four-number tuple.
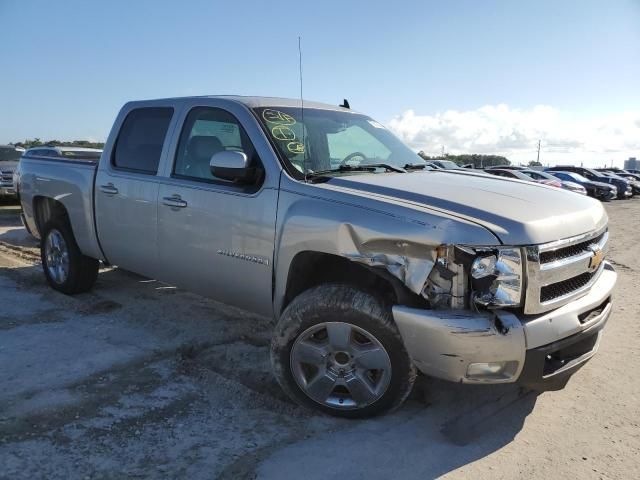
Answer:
(536, 139, 541, 164)
(441, 145, 445, 158)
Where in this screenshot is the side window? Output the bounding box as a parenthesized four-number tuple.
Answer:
(112, 107, 173, 174)
(173, 107, 258, 182)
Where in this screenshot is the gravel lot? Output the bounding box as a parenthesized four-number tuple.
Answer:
(0, 200, 638, 479)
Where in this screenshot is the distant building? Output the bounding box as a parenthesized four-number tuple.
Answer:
(624, 157, 638, 170)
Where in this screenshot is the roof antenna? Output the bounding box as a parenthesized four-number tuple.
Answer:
(340, 99, 350, 109)
(298, 36, 308, 181)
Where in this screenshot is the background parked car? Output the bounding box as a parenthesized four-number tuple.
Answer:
(427, 159, 463, 170)
(519, 169, 587, 194)
(0, 145, 25, 199)
(594, 171, 638, 197)
(546, 166, 632, 199)
(596, 169, 640, 195)
(547, 171, 616, 201)
(518, 169, 563, 188)
(559, 180, 588, 195)
(484, 168, 536, 181)
(484, 165, 529, 171)
(423, 161, 443, 169)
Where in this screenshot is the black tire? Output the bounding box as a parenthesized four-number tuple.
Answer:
(40, 218, 99, 294)
(271, 284, 416, 418)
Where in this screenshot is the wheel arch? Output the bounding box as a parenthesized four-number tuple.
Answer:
(33, 196, 71, 237)
(279, 251, 426, 315)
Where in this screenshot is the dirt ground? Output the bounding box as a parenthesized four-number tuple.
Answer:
(0, 200, 638, 479)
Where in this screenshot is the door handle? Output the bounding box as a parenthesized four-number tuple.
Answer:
(99, 183, 119, 195)
(162, 195, 188, 209)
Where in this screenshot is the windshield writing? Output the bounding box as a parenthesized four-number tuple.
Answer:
(254, 107, 422, 176)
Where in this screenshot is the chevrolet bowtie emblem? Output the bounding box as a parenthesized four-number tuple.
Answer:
(588, 245, 604, 272)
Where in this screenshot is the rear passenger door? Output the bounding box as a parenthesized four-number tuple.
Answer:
(95, 106, 175, 278)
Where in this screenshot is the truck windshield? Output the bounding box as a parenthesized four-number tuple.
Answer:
(253, 107, 423, 176)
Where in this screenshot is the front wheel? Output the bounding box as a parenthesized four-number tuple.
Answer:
(271, 284, 416, 418)
(41, 219, 99, 294)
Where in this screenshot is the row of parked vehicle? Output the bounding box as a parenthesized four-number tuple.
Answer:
(0, 145, 103, 200)
(425, 160, 639, 201)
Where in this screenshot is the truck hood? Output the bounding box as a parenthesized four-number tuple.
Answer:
(323, 170, 607, 245)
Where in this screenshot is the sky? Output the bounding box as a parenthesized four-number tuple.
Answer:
(1, 0, 639, 166)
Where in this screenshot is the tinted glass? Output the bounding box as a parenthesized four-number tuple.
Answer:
(582, 168, 605, 180)
(567, 172, 588, 182)
(113, 107, 173, 173)
(437, 160, 461, 169)
(174, 107, 257, 181)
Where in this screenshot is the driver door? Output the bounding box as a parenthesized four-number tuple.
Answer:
(156, 106, 277, 316)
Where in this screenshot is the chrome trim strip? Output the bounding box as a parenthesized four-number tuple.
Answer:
(537, 225, 607, 254)
(539, 254, 593, 285)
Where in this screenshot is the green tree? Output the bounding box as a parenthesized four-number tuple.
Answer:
(13, 138, 105, 149)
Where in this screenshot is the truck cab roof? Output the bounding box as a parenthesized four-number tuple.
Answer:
(125, 95, 355, 113)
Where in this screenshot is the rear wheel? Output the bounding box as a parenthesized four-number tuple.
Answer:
(41, 218, 99, 294)
(271, 284, 416, 418)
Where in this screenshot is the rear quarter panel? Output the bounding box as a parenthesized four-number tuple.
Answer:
(17, 158, 103, 260)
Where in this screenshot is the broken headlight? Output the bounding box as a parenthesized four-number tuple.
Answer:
(470, 247, 523, 307)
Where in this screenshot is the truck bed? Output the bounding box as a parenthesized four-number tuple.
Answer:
(17, 156, 104, 261)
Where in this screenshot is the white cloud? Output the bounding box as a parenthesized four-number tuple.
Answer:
(387, 104, 640, 167)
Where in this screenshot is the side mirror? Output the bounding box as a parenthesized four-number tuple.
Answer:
(209, 151, 261, 183)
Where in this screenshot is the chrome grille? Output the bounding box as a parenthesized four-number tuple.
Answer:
(540, 270, 598, 303)
(524, 227, 608, 314)
(0, 171, 13, 186)
(539, 232, 605, 264)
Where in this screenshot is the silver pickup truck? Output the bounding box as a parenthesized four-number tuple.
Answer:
(16, 96, 616, 417)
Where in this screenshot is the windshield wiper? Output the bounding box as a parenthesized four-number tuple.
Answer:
(305, 163, 406, 180)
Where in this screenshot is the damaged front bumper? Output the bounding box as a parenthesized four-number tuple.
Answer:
(392, 262, 616, 390)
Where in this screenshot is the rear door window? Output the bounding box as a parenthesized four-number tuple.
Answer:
(112, 107, 173, 174)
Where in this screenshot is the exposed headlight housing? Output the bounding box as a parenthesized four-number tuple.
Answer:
(471, 255, 496, 279)
(470, 247, 523, 307)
